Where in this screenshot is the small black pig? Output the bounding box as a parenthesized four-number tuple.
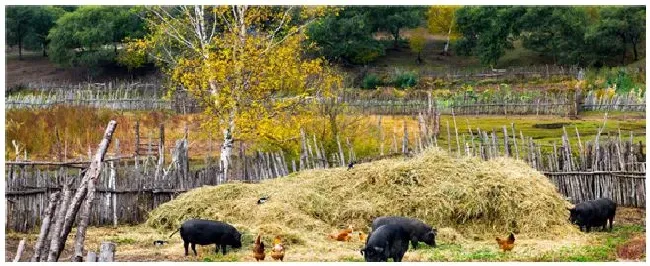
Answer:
(170, 219, 242, 256)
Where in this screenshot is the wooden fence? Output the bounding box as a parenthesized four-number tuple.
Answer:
(7, 89, 644, 116)
(5, 140, 293, 232)
(5, 113, 646, 232)
(6, 69, 645, 116)
(363, 64, 583, 84)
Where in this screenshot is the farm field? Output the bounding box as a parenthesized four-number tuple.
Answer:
(5, 107, 645, 162)
(5, 209, 645, 262)
(4, 5, 646, 263)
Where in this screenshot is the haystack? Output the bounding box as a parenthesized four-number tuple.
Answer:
(146, 147, 579, 244)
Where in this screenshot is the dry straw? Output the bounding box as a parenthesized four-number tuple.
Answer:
(147, 147, 580, 245)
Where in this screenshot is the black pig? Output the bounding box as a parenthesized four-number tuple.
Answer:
(371, 216, 437, 249)
(361, 224, 411, 262)
(170, 219, 242, 256)
(568, 198, 617, 232)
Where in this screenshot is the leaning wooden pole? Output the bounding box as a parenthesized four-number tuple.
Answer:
(72, 120, 117, 261)
(31, 192, 60, 262)
(14, 237, 27, 262)
(46, 175, 75, 262)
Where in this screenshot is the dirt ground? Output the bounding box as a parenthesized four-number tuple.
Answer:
(4, 50, 158, 89)
(5, 207, 646, 262)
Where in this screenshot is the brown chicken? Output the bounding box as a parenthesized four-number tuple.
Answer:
(359, 232, 367, 243)
(495, 233, 516, 252)
(253, 234, 265, 261)
(328, 228, 353, 241)
(271, 235, 285, 261)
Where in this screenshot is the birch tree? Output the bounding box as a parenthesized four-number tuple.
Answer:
(426, 6, 460, 55)
(126, 5, 341, 178)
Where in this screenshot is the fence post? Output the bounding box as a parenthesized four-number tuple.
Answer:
(31, 192, 60, 262)
(72, 121, 118, 262)
(13, 237, 27, 262)
(98, 242, 116, 262)
(87, 251, 97, 262)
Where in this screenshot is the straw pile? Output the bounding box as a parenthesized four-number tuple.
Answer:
(146, 147, 579, 244)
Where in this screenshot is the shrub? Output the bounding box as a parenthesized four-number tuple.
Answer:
(392, 71, 419, 89)
(361, 73, 381, 89)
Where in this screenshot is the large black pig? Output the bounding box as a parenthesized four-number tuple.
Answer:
(371, 216, 437, 249)
(361, 224, 410, 262)
(568, 198, 617, 232)
(170, 219, 243, 256)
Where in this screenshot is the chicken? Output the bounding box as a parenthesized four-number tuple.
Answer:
(328, 228, 353, 241)
(270, 235, 285, 261)
(253, 234, 265, 261)
(495, 233, 515, 252)
(359, 232, 367, 243)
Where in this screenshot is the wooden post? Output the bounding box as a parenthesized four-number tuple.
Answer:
(511, 123, 518, 160)
(452, 108, 460, 156)
(134, 120, 140, 169)
(51, 121, 116, 262)
(14, 237, 27, 262)
(378, 116, 384, 156)
(402, 120, 409, 154)
(446, 121, 451, 153)
(593, 113, 608, 171)
(98, 242, 116, 262)
(299, 129, 307, 170)
(46, 174, 74, 262)
(31, 192, 60, 262)
(503, 125, 510, 156)
(392, 128, 398, 154)
(87, 252, 97, 262)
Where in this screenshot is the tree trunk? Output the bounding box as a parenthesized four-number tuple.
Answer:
(621, 35, 627, 64)
(31, 192, 60, 262)
(14, 237, 27, 262)
(42, 42, 47, 57)
(72, 121, 118, 262)
(46, 175, 74, 262)
(443, 24, 452, 55)
(220, 123, 234, 181)
(18, 36, 23, 60)
(632, 39, 638, 61)
(392, 30, 400, 49)
(98, 242, 116, 262)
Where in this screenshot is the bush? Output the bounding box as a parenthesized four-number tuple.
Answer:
(392, 71, 419, 89)
(361, 73, 381, 89)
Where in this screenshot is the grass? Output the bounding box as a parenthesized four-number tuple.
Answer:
(416, 225, 645, 262)
(375, 112, 645, 156)
(5, 105, 645, 163)
(5, 223, 643, 262)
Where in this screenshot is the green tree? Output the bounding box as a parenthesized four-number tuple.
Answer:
(409, 27, 427, 64)
(454, 6, 524, 66)
(367, 7, 425, 49)
(6, 6, 36, 60)
(519, 7, 589, 65)
(585, 7, 645, 65)
(47, 6, 144, 67)
(306, 7, 385, 65)
(28, 6, 66, 57)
